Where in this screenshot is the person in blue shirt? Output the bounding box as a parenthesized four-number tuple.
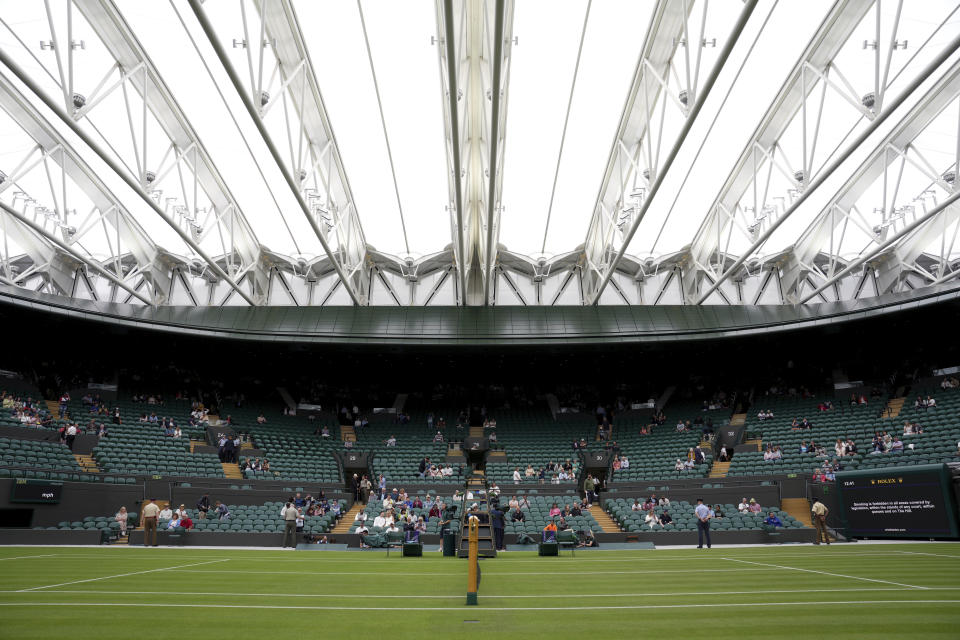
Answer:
(764, 512, 783, 527)
(694, 498, 712, 549)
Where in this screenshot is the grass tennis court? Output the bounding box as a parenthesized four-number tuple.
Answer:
(1, 543, 959, 639)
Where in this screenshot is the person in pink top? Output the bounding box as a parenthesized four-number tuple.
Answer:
(748, 498, 762, 513)
(549, 503, 562, 517)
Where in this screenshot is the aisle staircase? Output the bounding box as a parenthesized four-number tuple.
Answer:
(883, 397, 906, 419)
(469, 425, 484, 437)
(45, 400, 65, 420)
(221, 462, 243, 479)
(341, 425, 356, 443)
(591, 507, 622, 533)
(189, 439, 205, 454)
(708, 460, 731, 478)
(74, 453, 99, 473)
(781, 498, 813, 527)
(729, 413, 747, 426)
(331, 503, 364, 534)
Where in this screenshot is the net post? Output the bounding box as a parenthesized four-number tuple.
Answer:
(466, 515, 479, 605)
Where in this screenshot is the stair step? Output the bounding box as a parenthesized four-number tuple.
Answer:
(331, 503, 364, 534)
(73, 454, 99, 473)
(220, 462, 243, 479)
(708, 461, 731, 478)
(591, 506, 623, 533)
(729, 413, 747, 426)
(340, 426, 356, 442)
(781, 497, 814, 528)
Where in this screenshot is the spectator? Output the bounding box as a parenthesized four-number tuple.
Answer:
(737, 498, 750, 513)
(549, 503, 562, 517)
(159, 504, 173, 520)
(660, 511, 673, 526)
(748, 498, 762, 514)
(385, 435, 397, 447)
(631, 498, 643, 511)
(763, 512, 783, 528)
(214, 501, 230, 520)
(542, 520, 558, 542)
(196, 495, 210, 520)
(644, 508, 661, 529)
(115, 506, 128, 537)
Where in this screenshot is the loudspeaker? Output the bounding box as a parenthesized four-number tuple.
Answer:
(538, 542, 558, 556)
(402, 542, 423, 557)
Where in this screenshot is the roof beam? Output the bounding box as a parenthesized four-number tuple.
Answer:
(685, 0, 874, 303)
(0, 48, 258, 306)
(435, 0, 515, 305)
(0, 200, 151, 304)
(799, 189, 960, 303)
(74, 0, 268, 303)
(785, 60, 960, 301)
(582, 0, 758, 305)
(0, 70, 176, 302)
(188, 0, 369, 305)
(695, 25, 960, 303)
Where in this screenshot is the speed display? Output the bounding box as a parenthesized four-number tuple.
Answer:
(835, 464, 959, 539)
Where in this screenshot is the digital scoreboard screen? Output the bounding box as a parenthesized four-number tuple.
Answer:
(9, 479, 63, 504)
(836, 464, 959, 539)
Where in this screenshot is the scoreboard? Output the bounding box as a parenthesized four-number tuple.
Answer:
(835, 464, 959, 539)
(9, 479, 63, 504)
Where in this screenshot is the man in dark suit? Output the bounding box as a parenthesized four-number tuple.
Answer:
(490, 505, 505, 551)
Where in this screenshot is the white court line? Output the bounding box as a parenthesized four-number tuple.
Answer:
(0, 600, 956, 611)
(0, 554, 58, 561)
(895, 550, 960, 559)
(723, 557, 928, 590)
(4, 586, 959, 599)
(174, 567, 778, 577)
(16, 559, 229, 592)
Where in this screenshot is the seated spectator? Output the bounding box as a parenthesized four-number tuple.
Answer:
(511, 508, 525, 523)
(675, 459, 685, 471)
(915, 395, 926, 409)
(549, 503, 562, 517)
(256, 413, 266, 424)
(214, 501, 230, 520)
(525, 464, 535, 478)
(167, 515, 182, 529)
(644, 508, 661, 529)
(713, 505, 725, 518)
(385, 435, 397, 447)
(631, 498, 643, 511)
(508, 496, 519, 511)
(159, 504, 173, 520)
(433, 431, 444, 443)
(926, 396, 937, 407)
(748, 498, 762, 514)
(834, 439, 845, 458)
(763, 512, 783, 528)
(844, 439, 858, 455)
(890, 436, 904, 452)
(320, 426, 330, 438)
(542, 521, 558, 542)
(512, 468, 522, 483)
(659, 511, 673, 526)
(115, 507, 128, 537)
(517, 496, 530, 510)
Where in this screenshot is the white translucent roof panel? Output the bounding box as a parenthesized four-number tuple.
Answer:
(497, 0, 588, 257)
(347, 0, 453, 258)
(631, 0, 813, 257)
(293, 0, 406, 256)
(537, 0, 655, 256)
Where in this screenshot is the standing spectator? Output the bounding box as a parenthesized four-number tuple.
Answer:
(694, 498, 712, 549)
(583, 474, 596, 506)
(214, 501, 230, 520)
(65, 423, 77, 451)
(281, 502, 298, 548)
(490, 503, 505, 551)
(811, 497, 830, 545)
(360, 475, 372, 504)
(142, 498, 159, 547)
(196, 494, 210, 520)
